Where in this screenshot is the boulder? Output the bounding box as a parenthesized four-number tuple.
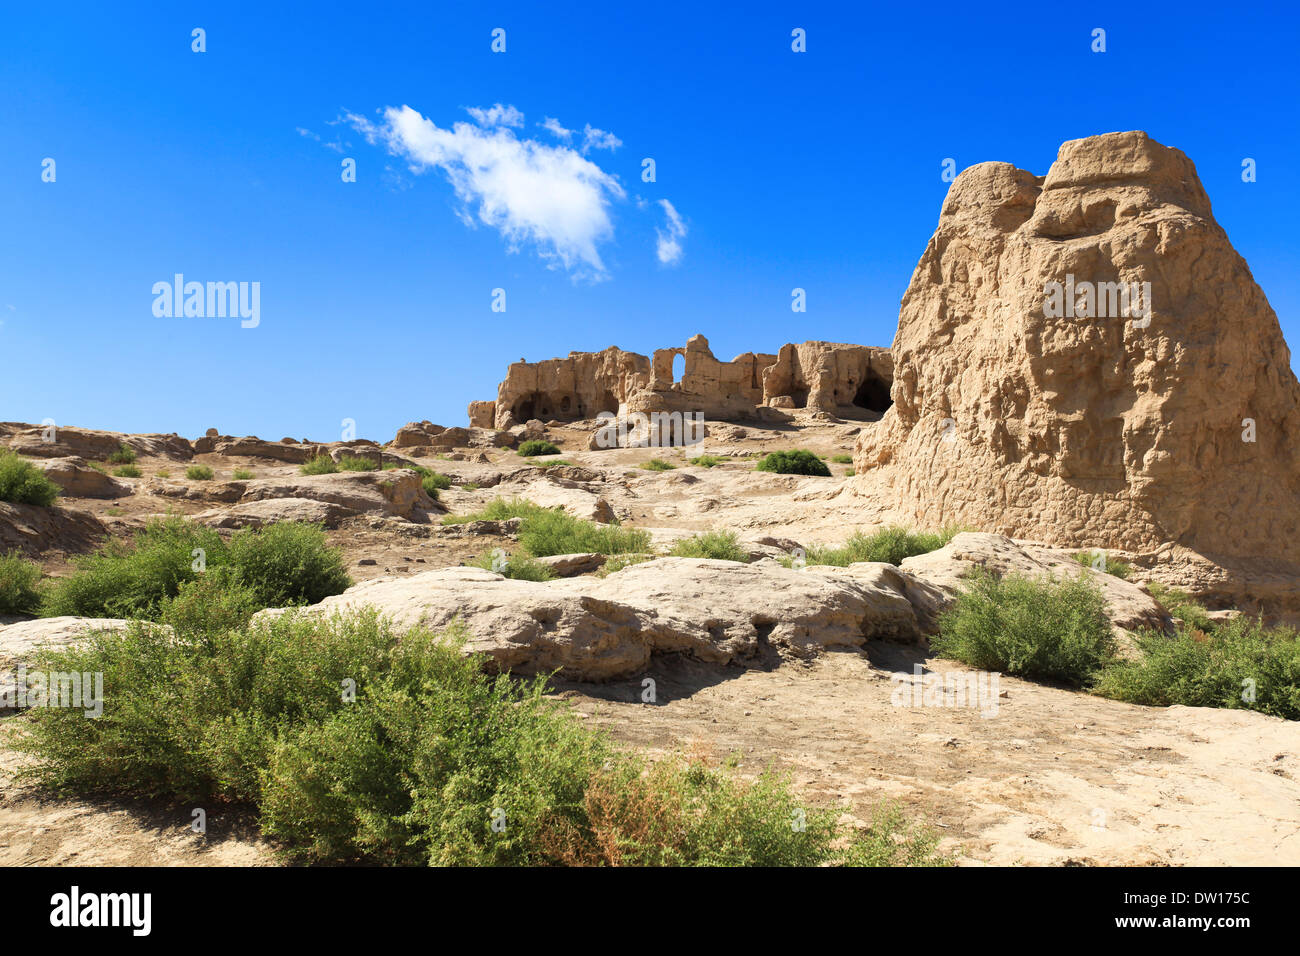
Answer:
(236, 469, 435, 521)
(195, 497, 351, 530)
(35, 457, 132, 499)
(254, 557, 921, 681)
(212, 437, 318, 464)
(534, 552, 607, 576)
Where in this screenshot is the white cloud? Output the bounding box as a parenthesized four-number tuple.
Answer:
(350, 105, 626, 280)
(539, 116, 573, 140)
(655, 199, 687, 265)
(465, 104, 524, 128)
(581, 125, 622, 153)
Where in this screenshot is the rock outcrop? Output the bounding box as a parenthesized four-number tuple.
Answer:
(0, 502, 106, 557)
(477, 336, 894, 436)
(854, 131, 1300, 610)
(34, 458, 132, 499)
(2, 426, 192, 461)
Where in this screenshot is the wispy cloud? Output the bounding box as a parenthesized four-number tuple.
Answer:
(655, 199, 687, 265)
(347, 104, 626, 280)
(296, 126, 345, 153)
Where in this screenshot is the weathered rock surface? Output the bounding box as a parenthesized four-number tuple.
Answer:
(0, 502, 106, 557)
(854, 131, 1300, 608)
(34, 457, 132, 499)
(236, 470, 435, 521)
(195, 497, 351, 530)
(255, 558, 922, 680)
(534, 552, 607, 576)
(3, 426, 192, 461)
(209, 437, 320, 463)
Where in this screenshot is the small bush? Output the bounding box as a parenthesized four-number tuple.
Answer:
(519, 508, 650, 557)
(338, 455, 380, 472)
(300, 456, 339, 475)
(1093, 618, 1300, 719)
(755, 450, 831, 477)
(518, 440, 561, 457)
(225, 521, 352, 608)
(528, 459, 573, 468)
(829, 454, 854, 465)
(932, 570, 1115, 687)
(689, 455, 723, 468)
(1073, 550, 1131, 579)
(232, 468, 254, 480)
(800, 525, 961, 568)
(0, 551, 43, 614)
(669, 530, 750, 563)
(1147, 581, 1215, 633)
(441, 497, 546, 526)
(185, 465, 215, 481)
(421, 471, 452, 492)
(156, 468, 171, 478)
(640, 459, 676, 471)
(112, 464, 142, 478)
(107, 444, 137, 465)
(471, 551, 556, 581)
(0, 450, 60, 506)
(596, 554, 655, 577)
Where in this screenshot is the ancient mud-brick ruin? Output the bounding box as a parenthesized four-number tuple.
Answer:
(474, 334, 893, 430)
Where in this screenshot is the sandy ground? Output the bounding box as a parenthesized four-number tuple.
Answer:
(3, 416, 1297, 866)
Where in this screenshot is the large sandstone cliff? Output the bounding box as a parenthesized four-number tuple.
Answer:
(854, 131, 1300, 604)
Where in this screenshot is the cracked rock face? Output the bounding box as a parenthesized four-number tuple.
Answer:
(855, 131, 1300, 581)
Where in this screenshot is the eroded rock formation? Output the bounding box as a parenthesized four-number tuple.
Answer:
(854, 130, 1300, 606)
(476, 335, 891, 432)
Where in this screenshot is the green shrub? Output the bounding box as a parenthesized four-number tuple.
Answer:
(40, 516, 350, 620)
(932, 570, 1115, 687)
(688, 455, 723, 468)
(185, 465, 215, 481)
(112, 464, 142, 478)
(518, 507, 650, 557)
(1147, 581, 1215, 633)
(225, 522, 352, 608)
(17, 610, 950, 865)
(0, 551, 43, 614)
(300, 456, 339, 475)
(0, 450, 60, 506)
(232, 468, 255, 480)
(421, 471, 452, 492)
(518, 440, 561, 457)
(668, 530, 750, 563)
(471, 550, 556, 581)
(441, 497, 546, 526)
(596, 554, 655, 577)
(156, 468, 171, 479)
(338, 455, 379, 472)
(799, 525, 962, 568)
(755, 450, 831, 477)
(107, 444, 137, 465)
(1073, 550, 1131, 579)
(1093, 618, 1300, 719)
(844, 468, 855, 476)
(640, 459, 676, 471)
(829, 454, 854, 465)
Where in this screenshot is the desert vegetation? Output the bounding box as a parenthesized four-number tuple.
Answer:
(784, 525, 962, 568)
(39, 516, 351, 620)
(0, 551, 43, 615)
(755, 450, 830, 477)
(517, 440, 561, 457)
(14, 608, 949, 866)
(668, 530, 750, 563)
(0, 450, 60, 506)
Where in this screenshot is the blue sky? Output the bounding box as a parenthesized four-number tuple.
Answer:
(2, 1, 1297, 441)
